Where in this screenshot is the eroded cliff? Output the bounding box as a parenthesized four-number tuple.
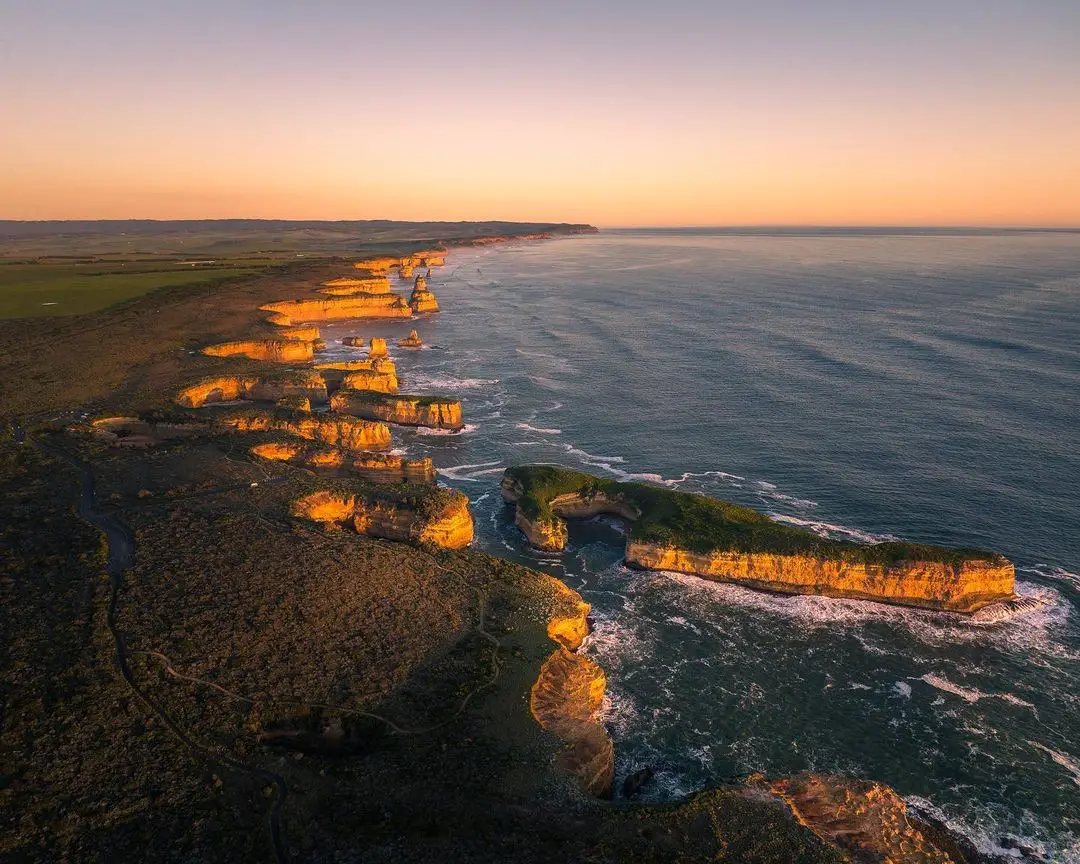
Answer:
(201, 340, 315, 363)
(291, 487, 473, 548)
(501, 466, 1015, 613)
(218, 410, 392, 452)
(331, 391, 463, 430)
(250, 441, 435, 484)
(261, 294, 412, 326)
(176, 372, 328, 408)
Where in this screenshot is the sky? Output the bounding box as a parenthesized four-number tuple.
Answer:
(1, 0, 1078, 226)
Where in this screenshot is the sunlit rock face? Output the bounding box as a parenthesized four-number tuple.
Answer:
(763, 773, 959, 863)
(500, 470, 1014, 613)
(250, 442, 435, 485)
(218, 410, 392, 452)
(260, 294, 412, 326)
(341, 368, 398, 394)
(341, 336, 365, 347)
(330, 392, 463, 431)
(320, 275, 392, 295)
(290, 487, 473, 548)
(277, 325, 321, 342)
(530, 648, 614, 799)
(201, 339, 314, 363)
(397, 330, 423, 349)
(368, 337, 388, 359)
(624, 543, 1014, 613)
(408, 274, 440, 313)
(176, 372, 327, 408)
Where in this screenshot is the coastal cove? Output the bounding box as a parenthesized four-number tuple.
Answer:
(358, 229, 1080, 862)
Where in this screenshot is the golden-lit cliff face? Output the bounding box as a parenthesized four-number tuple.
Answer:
(290, 489, 474, 549)
(320, 275, 392, 295)
(530, 647, 614, 799)
(176, 372, 328, 408)
(260, 294, 412, 326)
(218, 411, 392, 452)
(764, 773, 958, 863)
(501, 480, 1014, 613)
(276, 325, 321, 342)
(408, 274, 440, 313)
(250, 441, 435, 485)
(330, 392, 463, 430)
(341, 368, 398, 394)
(201, 340, 315, 363)
(368, 337, 388, 359)
(626, 542, 1014, 613)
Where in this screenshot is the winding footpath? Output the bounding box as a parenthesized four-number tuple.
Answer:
(17, 423, 290, 864)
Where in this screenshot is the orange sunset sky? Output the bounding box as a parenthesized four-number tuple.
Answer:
(2, 0, 1078, 226)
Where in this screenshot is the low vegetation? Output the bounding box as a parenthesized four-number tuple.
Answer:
(505, 465, 1002, 564)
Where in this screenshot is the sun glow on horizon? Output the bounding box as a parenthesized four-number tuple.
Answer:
(2, 1, 1078, 226)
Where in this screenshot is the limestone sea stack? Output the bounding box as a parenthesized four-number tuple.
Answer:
(250, 441, 435, 485)
(176, 372, 328, 408)
(217, 409, 392, 452)
(291, 486, 473, 548)
(409, 274, 439, 313)
(331, 391, 464, 431)
(368, 337, 388, 359)
(201, 339, 314, 363)
(342, 336, 365, 347)
(261, 294, 411, 326)
(500, 466, 1015, 613)
(397, 330, 423, 349)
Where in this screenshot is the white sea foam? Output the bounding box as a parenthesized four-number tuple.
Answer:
(894, 681, 913, 698)
(405, 373, 499, 391)
(437, 460, 503, 482)
(515, 422, 562, 435)
(412, 423, 478, 436)
(769, 513, 897, 544)
(904, 794, 1066, 863)
(1030, 742, 1080, 787)
(919, 673, 1038, 714)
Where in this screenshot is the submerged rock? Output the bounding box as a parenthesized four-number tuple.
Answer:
(621, 766, 654, 799)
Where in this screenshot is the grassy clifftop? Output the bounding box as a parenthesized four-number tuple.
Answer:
(504, 465, 1003, 566)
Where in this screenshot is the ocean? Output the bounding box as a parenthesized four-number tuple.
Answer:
(320, 228, 1080, 861)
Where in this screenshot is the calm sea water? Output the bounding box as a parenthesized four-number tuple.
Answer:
(321, 229, 1080, 861)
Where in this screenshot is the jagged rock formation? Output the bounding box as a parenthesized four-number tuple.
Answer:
(291, 487, 473, 548)
(501, 467, 1015, 613)
(397, 330, 423, 349)
(409, 274, 440, 313)
(201, 340, 314, 363)
(314, 359, 398, 392)
(368, 337, 388, 359)
(530, 648, 614, 799)
(319, 276, 392, 295)
(176, 372, 327, 408)
(397, 262, 415, 278)
(174, 373, 326, 410)
(261, 294, 412, 326)
(341, 367, 398, 394)
(217, 410, 392, 452)
(277, 325, 321, 342)
(331, 391, 463, 430)
(250, 441, 435, 484)
(350, 256, 401, 276)
(342, 336, 365, 347)
(762, 773, 959, 863)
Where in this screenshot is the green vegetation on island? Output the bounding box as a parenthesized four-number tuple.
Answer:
(503, 465, 1003, 565)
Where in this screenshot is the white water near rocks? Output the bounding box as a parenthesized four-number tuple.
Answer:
(322, 230, 1080, 861)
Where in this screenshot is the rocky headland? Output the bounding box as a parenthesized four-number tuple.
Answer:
(291, 486, 474, 548)
(331, 391, 464, 431)
(500, 466, 1015, 613)
(201, 339, 315, 363)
